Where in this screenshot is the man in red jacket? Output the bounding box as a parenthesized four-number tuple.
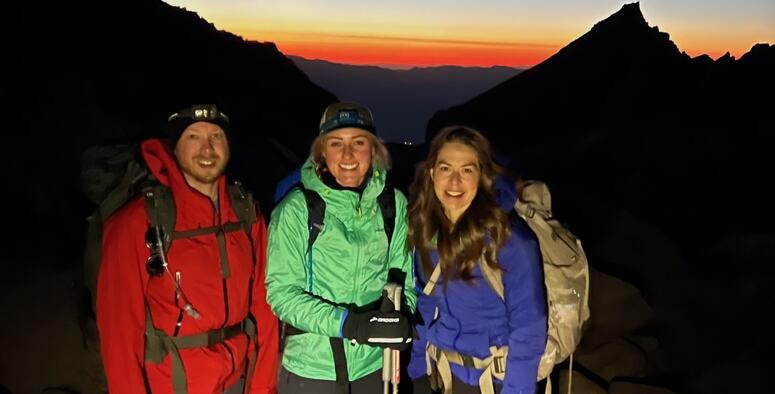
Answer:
(97, 104, 278, 394)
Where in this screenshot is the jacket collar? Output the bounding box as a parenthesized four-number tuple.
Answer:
(299, 157, 386, 223)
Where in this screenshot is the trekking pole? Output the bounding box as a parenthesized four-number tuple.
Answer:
(567, 352, 574, 394)
(391, 284, 402, 394)
(381, 283, 403, 394)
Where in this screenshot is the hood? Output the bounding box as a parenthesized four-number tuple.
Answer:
(141, 139, 187, 190)
(141, 138, 231, 228)
(494, 175, 518, 213)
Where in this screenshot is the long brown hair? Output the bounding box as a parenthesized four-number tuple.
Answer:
(408, 126, 511, 283)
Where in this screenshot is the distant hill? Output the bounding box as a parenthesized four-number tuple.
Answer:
(290, 56, 521, 143)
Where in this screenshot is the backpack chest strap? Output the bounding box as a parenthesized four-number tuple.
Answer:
(169, 221, 245, 240)
(169, 221, 245, 278)
(426, 342, 507, 394)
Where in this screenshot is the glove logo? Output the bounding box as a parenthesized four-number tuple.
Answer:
(369, 316, 399, 323)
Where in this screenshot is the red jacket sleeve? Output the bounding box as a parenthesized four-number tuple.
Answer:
(248, 213, 279, 394)
(96, 204, 149, 394)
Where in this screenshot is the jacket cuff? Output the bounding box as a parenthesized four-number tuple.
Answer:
(338, 309, 349, 337)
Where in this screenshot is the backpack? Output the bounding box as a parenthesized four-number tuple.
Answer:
(423, 180, 590, 394)
(273, 168, 301, 203)
(80, 143, 257, 330)
(82, 144, 147, 319)
(515, 180, 590, 381)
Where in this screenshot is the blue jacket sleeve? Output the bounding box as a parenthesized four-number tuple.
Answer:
(408, 252, 437, 380)
(501, 227, 548, 394)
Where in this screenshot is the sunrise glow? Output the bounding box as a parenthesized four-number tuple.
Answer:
(166, 0, 774, 68)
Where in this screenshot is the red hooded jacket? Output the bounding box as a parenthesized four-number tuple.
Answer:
(96, 139, 278, 393)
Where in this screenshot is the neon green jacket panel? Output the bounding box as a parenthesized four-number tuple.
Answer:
(266, 158, 416, 381)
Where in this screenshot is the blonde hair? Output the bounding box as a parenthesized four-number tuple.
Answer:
(310, 130, 392, 176)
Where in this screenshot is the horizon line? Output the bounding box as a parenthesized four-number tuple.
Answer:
(238, 29, 561, 50)
(286, 54, 533, 70)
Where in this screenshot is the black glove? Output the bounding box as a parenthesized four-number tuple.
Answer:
(341, 291, 413, 350)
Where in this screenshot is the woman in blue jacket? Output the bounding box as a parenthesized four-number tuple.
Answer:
(407, 126, 547, 394)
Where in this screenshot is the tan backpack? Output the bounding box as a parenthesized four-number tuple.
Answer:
(514, 180, 590, 385)
(423, 180, 590, 394)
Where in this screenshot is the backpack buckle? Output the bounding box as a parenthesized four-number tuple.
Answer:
(493, 356, 505, 374)
(208, 328, 226, 346)
(526, 206, 536, 218)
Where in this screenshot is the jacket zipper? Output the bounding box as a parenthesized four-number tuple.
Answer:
(214, 200, 230, 329)
(353, 196, 363, 304)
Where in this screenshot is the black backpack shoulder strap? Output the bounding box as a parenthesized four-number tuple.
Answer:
(376, 183, 396, 246)
(224, 181, 261, 388)
(226, 181, 258, 235)
(296, 183, 326, 250)
(294, 181, 391, 248)
(226, 181, 258, 274)
(142, 184, 175, 253)
(286, 182, 346, 394)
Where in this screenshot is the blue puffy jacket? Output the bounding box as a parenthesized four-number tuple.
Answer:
(408, 180, 548, 394)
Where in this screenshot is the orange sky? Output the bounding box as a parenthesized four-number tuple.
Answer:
(268, 33, 559, 68)
(242, 29, 763, 68)
(166, 1, 774, 68)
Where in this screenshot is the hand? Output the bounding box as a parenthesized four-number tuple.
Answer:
(341, 308, 413, 350)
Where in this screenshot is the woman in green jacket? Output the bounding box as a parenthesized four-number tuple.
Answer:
(266, 102, 416, 394)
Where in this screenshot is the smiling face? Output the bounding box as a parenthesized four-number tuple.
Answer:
(431, 141, 481, 225)
(174, 121, 229, 198)
(323, 127, 373, 187)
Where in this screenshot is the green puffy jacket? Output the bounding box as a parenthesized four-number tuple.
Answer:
(266, 158, 416, 381)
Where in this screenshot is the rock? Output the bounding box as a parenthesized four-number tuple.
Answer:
(608, 380, 675, 394)
(556, 369, 607, 394)
(580, 269, 654, 349)
(576, 337, 658, 382)
(689, 362, 772, 394)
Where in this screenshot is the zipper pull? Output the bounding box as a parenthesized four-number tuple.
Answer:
(175, 272, 181, 301)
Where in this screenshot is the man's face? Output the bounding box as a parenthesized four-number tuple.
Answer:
(174, 121, 229, 192)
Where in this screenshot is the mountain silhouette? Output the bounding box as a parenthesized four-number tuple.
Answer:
(428, 2, 774, 141)
(427, 2, 775, 245)
(291, 56, 521, 143)
(3, 0, 336, 259)
(426, 3, 774, 392)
